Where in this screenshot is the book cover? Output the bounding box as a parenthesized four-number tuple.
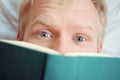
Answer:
(0, 40, 120, 80)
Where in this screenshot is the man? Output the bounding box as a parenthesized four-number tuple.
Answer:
(17, 0, 107, 54)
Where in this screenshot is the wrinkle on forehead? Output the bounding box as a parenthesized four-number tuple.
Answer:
(31, 0, 92, 7)
(29, 0, 99, 28)
(29, 0, 97, 16)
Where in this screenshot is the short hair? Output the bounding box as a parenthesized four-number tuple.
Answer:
(19, 0, 107, 42)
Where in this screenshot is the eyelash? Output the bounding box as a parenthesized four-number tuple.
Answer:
(73, 34, 89, 43)
(35, 30, 54, 40)
(34, 30, 89, 43)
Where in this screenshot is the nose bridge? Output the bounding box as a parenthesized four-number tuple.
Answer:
(54, 33, 71, 54)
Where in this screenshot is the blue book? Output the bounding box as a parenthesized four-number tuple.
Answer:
(0, 40, 120, 80)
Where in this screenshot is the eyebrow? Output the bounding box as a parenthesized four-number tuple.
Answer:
(31, 16, 95, 33)
(31, 16, 58, 30)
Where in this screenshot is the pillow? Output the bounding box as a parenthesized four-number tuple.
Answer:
(0, 0, 21, 40)
(102, 0, 120, 56)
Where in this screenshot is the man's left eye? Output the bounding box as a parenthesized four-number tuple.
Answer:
(73, 35, 87, 42)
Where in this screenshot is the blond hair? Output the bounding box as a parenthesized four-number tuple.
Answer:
(18, 0, 107, 42)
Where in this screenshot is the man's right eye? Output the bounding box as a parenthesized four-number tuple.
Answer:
(40, 32, 51, 38)
(36, 30, 53, 40)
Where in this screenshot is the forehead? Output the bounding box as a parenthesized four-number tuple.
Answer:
(30, 0, 98, 17)
(30, 0, 99, 24)
(32, 0, 91, 4)
(25, 0, 101, 32)
(31, 0, 94, 8)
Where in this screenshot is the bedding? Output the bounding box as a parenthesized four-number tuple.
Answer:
(103, 0, 120, 56)
(0, 0, 21, 39)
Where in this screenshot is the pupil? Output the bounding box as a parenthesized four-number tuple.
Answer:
(41, 32, 48, 37)
(78, 37, 83, 41)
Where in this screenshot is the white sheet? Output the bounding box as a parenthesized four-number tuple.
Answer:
(0, 0, 21, 39)
(0, 0, 120, 56)
(103, 0, 120, 56)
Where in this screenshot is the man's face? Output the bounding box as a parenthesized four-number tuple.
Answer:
(21, 0, 102, 54)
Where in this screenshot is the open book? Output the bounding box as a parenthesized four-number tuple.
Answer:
(0, 40, 120, 80)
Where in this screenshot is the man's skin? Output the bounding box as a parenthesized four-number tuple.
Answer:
(18, 0, 102, 54)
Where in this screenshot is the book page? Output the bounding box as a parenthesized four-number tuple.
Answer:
(0, 39, 112, 57)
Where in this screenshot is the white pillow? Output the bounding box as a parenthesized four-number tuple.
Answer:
(0, 0, 21, 40)
(102, 0, 120, 56)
